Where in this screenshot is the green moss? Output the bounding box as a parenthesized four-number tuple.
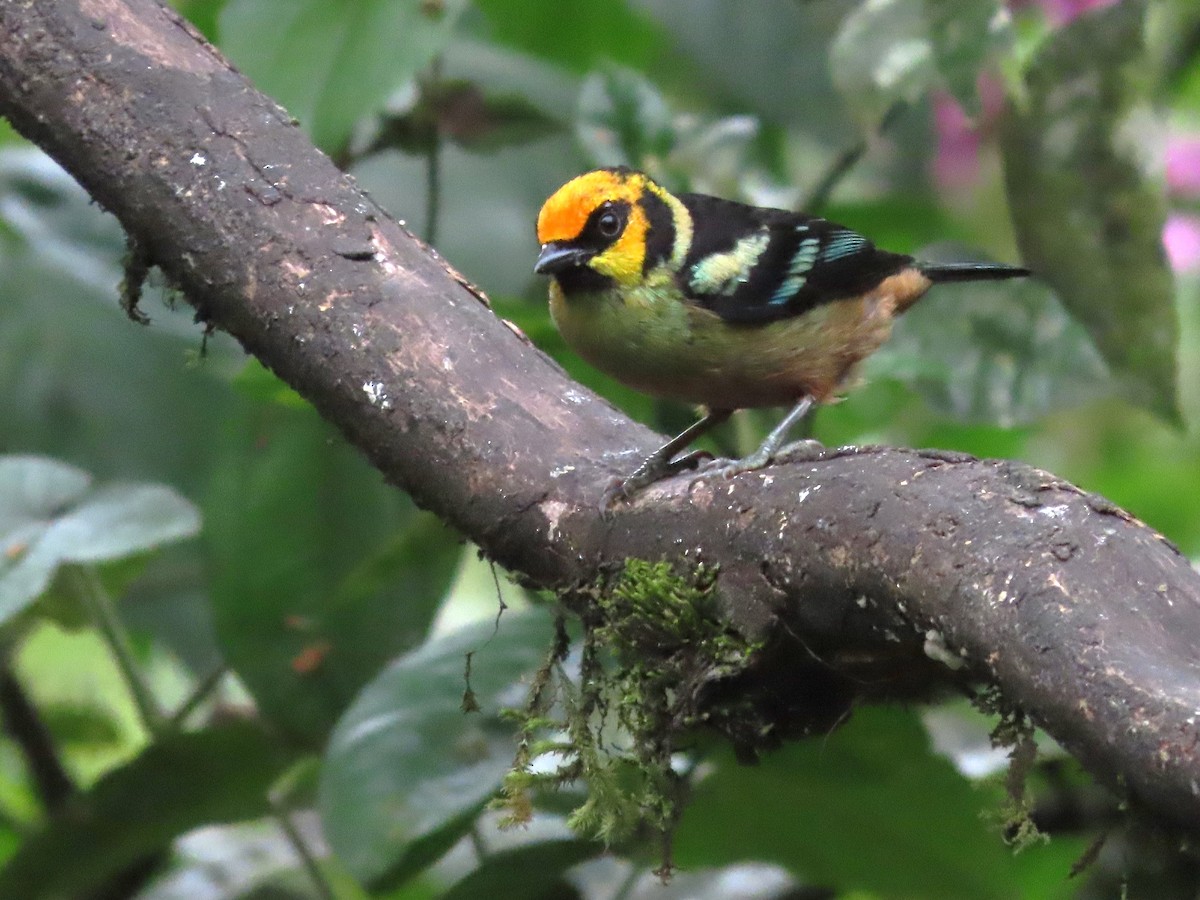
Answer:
(495, 559, 761, 877)
(975, 686, 1047, 852)
(118, 235, 152, 326)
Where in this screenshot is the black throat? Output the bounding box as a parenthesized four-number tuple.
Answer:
(554, 265, 615, 295)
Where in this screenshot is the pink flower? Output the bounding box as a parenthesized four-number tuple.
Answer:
(931, 78, 1006, 190)
(1164, 215, 1200, 274)
(1166, 137, 1200, 198)
(932, 93, 981, 189)
(1164, 134, 1200, 272)
(1009, 0, 1120, 26)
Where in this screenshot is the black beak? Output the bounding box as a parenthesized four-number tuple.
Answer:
(534, 243, 593, 275)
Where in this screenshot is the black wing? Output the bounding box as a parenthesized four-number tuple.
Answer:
(677, 193, 913, 324)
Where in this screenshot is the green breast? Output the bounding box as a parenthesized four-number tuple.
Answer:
(549, 276, 701, 396)
(548, 272, 875, 410)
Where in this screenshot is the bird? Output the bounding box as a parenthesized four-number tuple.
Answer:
(533, 167, 1030, 503)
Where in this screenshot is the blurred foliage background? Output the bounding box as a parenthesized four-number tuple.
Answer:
(1, 0, 1199, 897)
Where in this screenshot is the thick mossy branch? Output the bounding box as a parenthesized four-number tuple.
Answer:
(5, 0, 1200, 834)
(496, 560, 762, 875)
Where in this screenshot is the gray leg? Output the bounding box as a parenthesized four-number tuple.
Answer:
(710, 396, 821, 478)
(603, 409, 733, 507)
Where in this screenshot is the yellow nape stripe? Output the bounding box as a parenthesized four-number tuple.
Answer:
(644, 179, 692, 269)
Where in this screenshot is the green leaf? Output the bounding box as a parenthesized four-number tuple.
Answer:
(441, 839, 599, 900)
(0, 456, 90, 532)
(230, 358, 310, 409)
(218, 0, 469, 152)
(35, 555, 149, 632)
(871, 262, 1110, 425)
(205, 389, 460, 745)
(0, 149, 253, 497)
(37, 486, 198, 565)
(473, 0, 667, 73)
(0, 723, 295, 899)
(926, 0, 1013, 116)
(1000, 0, 1181, 424)
(830, 0, 936, 129)
(576, 69, 676, 171)
(319, 610, 556, 890)
(0, 149, 252, 674)
(650, 112, 768, 200)
(129, 817, 416, 900)
(116, 546, 224, 673)
(0, 456, 200, 625)
(15, 624, 149, 783)
(0, 119, 21, 147)
(38, 702, 124, 751)
(831, 0, 1012, 126)
(674, 707, 1084, 900)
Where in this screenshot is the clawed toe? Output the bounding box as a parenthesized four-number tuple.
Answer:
(664, 449, 713, 474)
(599, 475, 632, 513)
(599, 449, 719, 511)
(702, 451, 773, 481)
(776, 438, 825, 463)
(599, 457, 672, 511)
(693, 437, 827, 482)
(595, 396, 825, 508)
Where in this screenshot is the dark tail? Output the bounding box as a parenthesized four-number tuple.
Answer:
(918, 261, 1031, 283)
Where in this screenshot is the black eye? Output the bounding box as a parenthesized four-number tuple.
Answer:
(597, 210, 622, 238)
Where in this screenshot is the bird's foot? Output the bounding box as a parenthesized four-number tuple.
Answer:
(701, 438, 826, 481)
(775, 438, 826, 464)
(600, 449, 714, 511)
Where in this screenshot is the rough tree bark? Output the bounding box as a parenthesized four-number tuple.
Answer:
(2, 0, 1199, 832)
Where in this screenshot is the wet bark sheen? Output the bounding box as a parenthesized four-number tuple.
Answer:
(2, 0, 1198, 832)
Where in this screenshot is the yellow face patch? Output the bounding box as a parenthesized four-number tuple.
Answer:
(536, 170, 653, 288)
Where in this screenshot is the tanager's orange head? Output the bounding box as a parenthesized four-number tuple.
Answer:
(534, 168, 686, 289)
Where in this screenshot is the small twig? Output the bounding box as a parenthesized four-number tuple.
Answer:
(168, 665, 227, 728)
(610, 863, 642, 900)
(271, 799, 336, 900)
(799, 100, 909, 214)
(0, 661, 74, 815)
(468, 823, 489, 861)
(0, 650, 168, 898)
(426, 133, 442, 247)
(489, 560, 509, 633)
(424, 55, 444, 247)
(74, 567, 167, 737)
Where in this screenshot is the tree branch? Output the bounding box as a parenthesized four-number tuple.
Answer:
(0, 662, 74, 816)
(2, 0, 1199, 831)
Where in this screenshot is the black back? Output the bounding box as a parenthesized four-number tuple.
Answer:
(677, 193, 913, 324)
